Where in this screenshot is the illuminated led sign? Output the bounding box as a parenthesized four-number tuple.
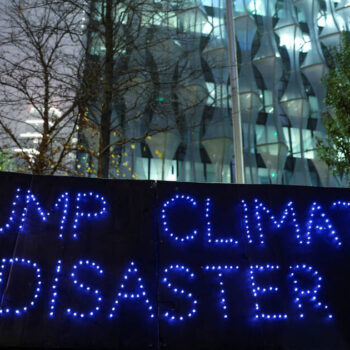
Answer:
(0, 174, 348, 349)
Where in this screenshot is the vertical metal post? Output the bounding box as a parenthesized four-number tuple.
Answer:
(226, 0, 245, 184)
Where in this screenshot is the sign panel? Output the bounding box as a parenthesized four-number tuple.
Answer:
(0, 172, 348, 349)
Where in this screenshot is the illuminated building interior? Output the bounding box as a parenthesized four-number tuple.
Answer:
(78, 0, 350, 186)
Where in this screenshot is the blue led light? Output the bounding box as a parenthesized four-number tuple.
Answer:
(0, 188, 344, 327)
(205, 198, 238, 246)
(0, 188, 21, 233)
(72, 192, 107, 239)
(20, 190, 48, 231)
(249, 264, 287, 320)
(289, 264, 333, 320)
(161, 264, 197, 322)
(49, 259, 62, 318)
(161, 194, 198, 243)
(66, 260, 104, 318)
(0, 257, 41, 316)
(332, 201, 350, 209)
(21, 190, 48, 230)
(203, 265, 239, 319)
(0, 189, 48, 234)
(242, 199, 300, 246)
(54, 193, 69, 239)
(303, 202, 342, 247)
(241, 200, 252, 244)
(109, 261, 154, 320)
(0, 189, 109, 240)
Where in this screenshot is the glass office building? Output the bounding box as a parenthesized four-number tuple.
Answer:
(80, 0, 350, 186)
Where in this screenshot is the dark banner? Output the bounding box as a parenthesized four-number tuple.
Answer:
(0, 172, 349, 349)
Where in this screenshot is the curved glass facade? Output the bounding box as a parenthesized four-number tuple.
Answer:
(80, 0, 349, 186)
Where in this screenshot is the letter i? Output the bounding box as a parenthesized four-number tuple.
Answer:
(49, 259, 62, 318)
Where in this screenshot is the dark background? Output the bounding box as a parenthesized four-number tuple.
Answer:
(0, 171, 348, 349)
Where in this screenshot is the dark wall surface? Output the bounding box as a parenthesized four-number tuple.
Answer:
(0, 172, 348, 349)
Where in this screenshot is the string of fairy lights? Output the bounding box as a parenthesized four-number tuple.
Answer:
(0, 190, 344, 322)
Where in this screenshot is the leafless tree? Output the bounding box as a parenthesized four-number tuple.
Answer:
(0, 0, 84, 175)
(73, 0, 211, 178)
(0, 0, 220, 179)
